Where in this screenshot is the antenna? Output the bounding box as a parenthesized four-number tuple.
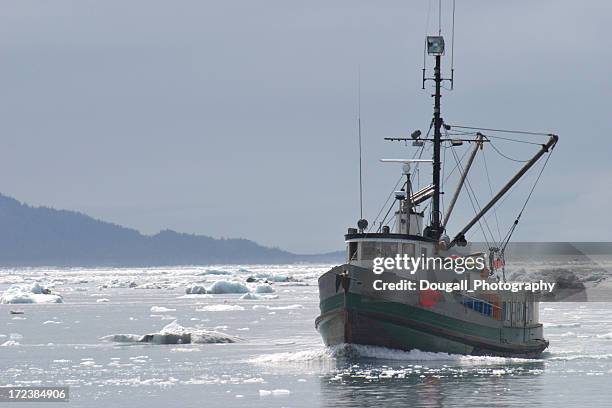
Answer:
(358, 68, 364, 221)
(438, 0, 442, 35)
(450, 0, 456, 89)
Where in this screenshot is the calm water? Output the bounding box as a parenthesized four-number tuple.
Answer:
(1, 264, 612, 407)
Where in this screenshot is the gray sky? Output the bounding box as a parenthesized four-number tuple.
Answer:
(0, 1, 610, 253)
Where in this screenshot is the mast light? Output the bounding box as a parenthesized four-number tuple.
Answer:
(427, 36, 445, 56)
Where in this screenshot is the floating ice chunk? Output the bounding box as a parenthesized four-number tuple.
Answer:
(0, 340, 20, 347)
(199, 269, 232, 276)
(179, 294, 213, 299)
(96, 298, 110, 303)
(0, 283, 63, 304)
(150, 306, 176, 313)
(254, 284, 275, 294)
(196, 304, 244, 312)
(240, 293, 279, 300)
(133, 283, 163, 290)
(259, 389, 291, 396)
(185, 285, 207, 295)
(243, 377, 264, 383)
(207, 281, 249, 294)
(597, 332, 612, 339)
(100, 334, 144, 343)
(100, 320, 238, 345)
(252, 273, 290, 282)
(253, 304, 303, 311)
(42, 320, 62, 325)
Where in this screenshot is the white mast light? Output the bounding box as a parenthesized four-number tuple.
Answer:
(427, 36, 445, 56)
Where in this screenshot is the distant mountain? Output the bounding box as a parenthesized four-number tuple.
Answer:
(0, 194, 344, 266)
(1, 193, 608, 267)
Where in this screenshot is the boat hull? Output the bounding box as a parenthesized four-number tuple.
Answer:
(316, 265, 548, 358)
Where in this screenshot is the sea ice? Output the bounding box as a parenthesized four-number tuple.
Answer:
(206, 280, 249, 294)
(196, 304, 245, 312)
(199, 269, 232, 276)
(252, 273, 290, 282)
(100, 320, 238, 345)
(259, 389, 291, 396)
(240, 293, 279, 300)
(254, 284, 275, 294)
(0, 283, 63, 304)
(253, 304, 303, 311)
(185, 285, 207, 294)
(150, 306, 176, 313)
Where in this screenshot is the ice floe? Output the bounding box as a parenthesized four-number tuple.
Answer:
(596, 332, 612, 339)
(252, 304, 303, 311)
(240, 293, 279, 300)
(100, 320, 238, 345)
(206, 280, 249, 294)
(259, 389, 291, 396)
(0, 283, 63, 304)
(196, 304, 245, 312)
(42, 320, 62, 325)
(150, 306, 176, 313)
(198, 269, 232, 276)
(254, 284, 275, 294)
(185, 285, 207, 295)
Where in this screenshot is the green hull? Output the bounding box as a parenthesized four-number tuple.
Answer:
(316, 291, 548, 358)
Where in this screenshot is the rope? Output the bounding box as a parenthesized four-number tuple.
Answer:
(482, 149, 503, 243)
(501, 148, 555, 253)
(488, 140, 531, 163)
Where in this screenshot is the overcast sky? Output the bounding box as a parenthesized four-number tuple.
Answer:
(0, 1, 610, 253)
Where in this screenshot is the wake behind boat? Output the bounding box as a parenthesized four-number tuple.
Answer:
(316, 24, 557, 358)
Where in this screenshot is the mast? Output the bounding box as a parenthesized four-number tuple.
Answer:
(422, 35, 449, 240)
(431, 54, 443, 239)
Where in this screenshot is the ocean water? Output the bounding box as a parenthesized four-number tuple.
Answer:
(1, 264, 612, 408)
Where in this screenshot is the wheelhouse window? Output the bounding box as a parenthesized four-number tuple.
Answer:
(348, 242, 358, 261)
(359, 242, 399, 260)
(401, 243, 416, 257)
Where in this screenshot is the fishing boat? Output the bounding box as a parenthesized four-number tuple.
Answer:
(316, 23, 557, 358)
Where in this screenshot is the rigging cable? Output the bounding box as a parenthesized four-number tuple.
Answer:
(488, 140, 531, 163)
(449, 145, 496, 247)
(500, 149, 554, 254)
(448, 125, 552, 137)
(482, 148, 503, 243)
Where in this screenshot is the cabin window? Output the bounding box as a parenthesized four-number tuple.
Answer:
(402, 243, 416, 257)
(525, 302, 531, 323)
(462, 298, 494, 317)
(348, 242, 358, 261)
(360, 242, 378, 260)
(359, 242, 398, 260)
(376, 242, 398, 258)
(516, 302, 524, 323)
(503, 301, 511, 322)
